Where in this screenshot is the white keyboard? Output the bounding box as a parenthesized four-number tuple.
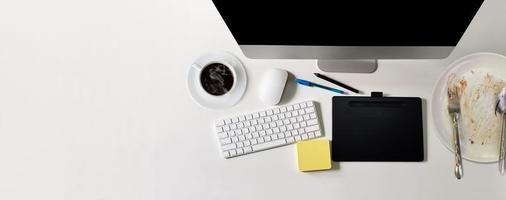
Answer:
(214, 101, 323, 158)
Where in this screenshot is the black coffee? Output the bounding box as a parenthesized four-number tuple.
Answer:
(200, 63, 234, 96)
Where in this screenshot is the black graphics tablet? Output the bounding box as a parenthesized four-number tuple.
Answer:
(332, 96, 424, 162)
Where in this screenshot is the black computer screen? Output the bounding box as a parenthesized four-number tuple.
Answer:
(212, 0, 483, 46)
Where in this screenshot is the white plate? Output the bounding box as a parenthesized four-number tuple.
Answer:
(187, 52, 247, 109)
(432, 52, 506, 162)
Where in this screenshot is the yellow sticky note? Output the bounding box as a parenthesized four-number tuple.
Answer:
(297, 140, 331, 172)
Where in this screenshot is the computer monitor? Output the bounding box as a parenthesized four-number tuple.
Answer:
(211, 0, 484, 73)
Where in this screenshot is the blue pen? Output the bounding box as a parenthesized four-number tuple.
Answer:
(295, 78, 347, 95)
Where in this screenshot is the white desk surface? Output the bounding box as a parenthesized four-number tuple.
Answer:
(1, 0, 506, 199)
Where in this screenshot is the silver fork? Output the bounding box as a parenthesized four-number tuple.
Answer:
(448, 87, 463, 179)
(495, 87, 506, 175)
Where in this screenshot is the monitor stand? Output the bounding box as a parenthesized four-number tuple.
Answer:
(317, 59, 378, 73)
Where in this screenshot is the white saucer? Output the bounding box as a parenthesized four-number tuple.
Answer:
(187, 52, 247, 109)
(432, 52, 506, 162)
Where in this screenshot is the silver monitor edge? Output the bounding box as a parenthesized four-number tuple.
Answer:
(240, 45, 454, 59)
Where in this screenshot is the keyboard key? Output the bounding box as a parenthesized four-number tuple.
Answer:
(310, 113, 317, 119)
(305, 107, 315, 113)
(280, 107, 287, 112)
(293, 123, 300, 129)
(220, 138, 232, 144)
(253, 113, 260, 118)
(216, 120, 225, 126)
(276, 120, 283, 126)
(239, 115, 246, 121)
(218, 132, 228, 139)
(259, 130, 266, 136)
(308, 132, 315, 138)
(267, 110, 273, 115)
(292, 111, 298, 116)
(273, 108, 280, 114)
(229, 124, 238, 130)
(237, 141, 244, 148)
(286, 137, 295, 143)
(272, 134, 278, 140)
(273, 127, 280, 133)
(299, 109, 305, 115)
(297, 116, 304, 122)
(265, 136, 272, 142)
(229, 150, 237, 157)
(307, 101, 314, 106)
(232, 118, 239, 123)
(239, 135, 246, 141)
(307, 119, 318, 126)
(300, 103, 307, 108)
(216, 126, 223, 133)
(246, 114, 253, 120)
(263, 124, 269, 129)
(244, 146, 252, 153)
(223, 151, 230, 158)
(284, 131, 292, 137)
(294, 104, 300, 109)
(237, 148, 244, 155)
(305, 125, 319, 132)
(270, 122, 277, 128)
(301, 134, 309, 140)
(246, 133, 253, 139)
(252, 139, 287, 152)
(231, 136, 239, 143)
(286, 112, 292, 118)
(257, 137, 265, 143)
(252, 132, 260, 138)
(251, 139, 258, 145)
(277, 133, 285, 139)
(295, 135, 302, 141)
(222, 143, 236, 151)
(300, 121, 307, 127)
(315, 131, 322, 137)
(225, 119, 232, 124)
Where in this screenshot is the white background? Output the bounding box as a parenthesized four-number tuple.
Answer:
(1, 0, 506, 199)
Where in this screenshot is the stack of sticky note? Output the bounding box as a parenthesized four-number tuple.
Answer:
(296, 139, 331, 172)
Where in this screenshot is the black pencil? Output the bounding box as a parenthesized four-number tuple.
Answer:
(314, 73, 360, 94)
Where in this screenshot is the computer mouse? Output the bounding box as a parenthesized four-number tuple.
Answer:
(259, 68, 288, 105)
